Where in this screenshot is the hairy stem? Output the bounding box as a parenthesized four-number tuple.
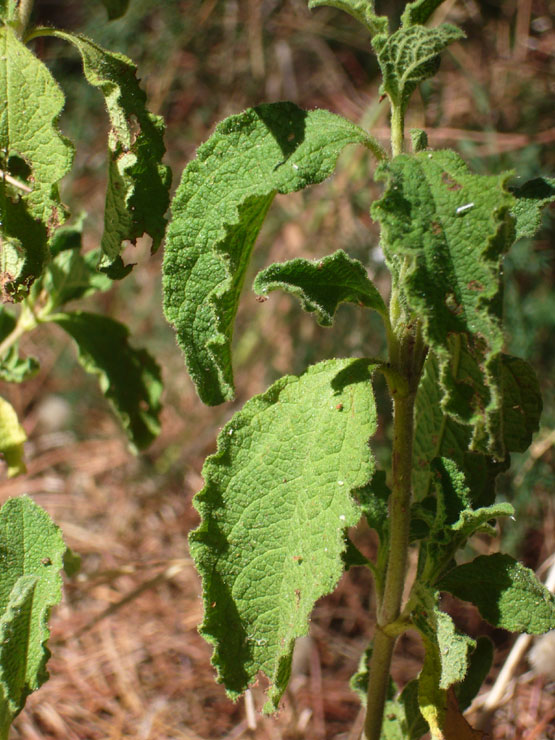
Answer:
(390, 103, 404, 158)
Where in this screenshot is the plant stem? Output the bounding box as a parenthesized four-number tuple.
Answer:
(0, 302, 38, 357)
(15, 0, 35, 37)
(390, 103, 404, 158)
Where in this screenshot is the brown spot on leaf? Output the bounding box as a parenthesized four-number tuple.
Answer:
(431, 220, 442, 235)
(467, 280, 484, 291)
(441, 171, 462, 191)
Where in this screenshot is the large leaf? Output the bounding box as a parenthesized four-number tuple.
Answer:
(372, 24, 464, 115)
(163, 101, 384, 405)
(0, 396, 26, 477)
(51, 312, 162, 450)
(307, 0, 388, 37)
(0, 496, 67, 734)
(439, 553, 555, 634)
(0, 26, 73, 293)
(373, 150, 515, 456)
(510, 176, 555, 241)
(44, 30, 171, 268)
(190, 358, 377, 710)
(253, 249, 387, 326)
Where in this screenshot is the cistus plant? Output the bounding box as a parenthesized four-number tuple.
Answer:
(162, 1, 555, 738)
(0, 0, 169, 734)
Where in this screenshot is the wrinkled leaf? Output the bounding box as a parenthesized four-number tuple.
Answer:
(0, 496, 67, 732)
(308, 0, 388, 37)
(99, 0, 130, 20)
(439, 553, 555, 634)
(0, 396, 26, 477)
(44, 30, 171, 268)
(163, 101, 384, 405)
(373, 25, 464, 115)
(51, 312, 162, 450)
(401, 0, 447, 27)
(253, 250, 387, 326)
(510, 176, 555, 241)
(373, 150, 515, 456)
(190, 358, 377, 710)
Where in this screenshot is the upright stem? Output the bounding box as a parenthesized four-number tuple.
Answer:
(15, 0, 35, 37)
(390, 103, 404, 158)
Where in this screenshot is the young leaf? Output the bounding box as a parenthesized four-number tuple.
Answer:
(373, 150, 515, 456)
(373, 25, 464, 115)
(0, 309, 39, 383)
(0, 396, 26, 477)
(307, 0, 388, 37)
(190, 358, 377, 710)
(50, 312, 162, 450)
(253, 250, 387, 326)
(401, 0, 447, 27)
(510, 176, 555, 241)
(0, 496, 67, 733)
(43, 30, 171, 269)
(99, 0, 130, 20)
(439, 553, 555, 634)
(163, 102, 384, 405)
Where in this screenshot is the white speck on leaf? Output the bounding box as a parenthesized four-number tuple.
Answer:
(456, 202, 475, 215)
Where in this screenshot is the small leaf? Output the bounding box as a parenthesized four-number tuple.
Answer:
(44, 30, 172, 268)
(0, 396, 26, 477)
(410, 128, 428, 152)
(308, 0, 388, 37)
(51, 312, 162, 450)
(99, 0, 130, 20)
(510, 176, 555, 241)
(190, 358, 377, 710)
(439, 553, 555, 634)
(401, 0, 447, 27)
(253, 250, 387, 326)
(0, 496, 67, 729)
(373, 25, 464, 115)
(355, 470, 390, 543)
(163, 101, 384, 405)
(0, 309, 39, 384)
(374, 151, 515, 456)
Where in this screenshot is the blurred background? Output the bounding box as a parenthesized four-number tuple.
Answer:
(1, 0, 554, 737)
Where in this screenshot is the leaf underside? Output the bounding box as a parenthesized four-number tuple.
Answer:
(51, 312, 162, 450)
(190, 358, 377, 710)
(0, 496, 67, 730)
(163, 101, 383, 405)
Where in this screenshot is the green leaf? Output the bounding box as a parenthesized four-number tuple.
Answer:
(510, 176, 555, 241)
(51, 312, 162, 450)
(0, 309, 39, 384)
(356, 470, 390, 543)
(307, 0, 388, 37)
(456, 636, 493, 711)
(163, 102, 384, 405)
(373, 150, 515, 456)
(401, 0, 447, 27)
(372, 24, 464, 115)
(190, 358, 377, 710)
(439, 553, 555, 634)
(0, 396, 26, 477)
(253, 250, 387, 326)
(499, 355, 542, 453)
(0, 496, 67, 732)
(410, 128, 428, 152)
(99, 0, 130, 20)
(44, 30, 171, 268)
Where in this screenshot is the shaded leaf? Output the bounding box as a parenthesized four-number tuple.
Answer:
(45, 30, 171, 268)
(190, 358, 377, 710)
(373, 25, 464, 115)
(456, 636, 493, 711)
(163, 101, 384, 405)
(443, 688, 487, 739)
(439, 553, 555, 634)
(0, 396, 26, 477)
(99, 0, 130, 20)
(308, 0, 388, 37)
(510, 176, 555, 241)
(0, 496, 67, 731)
(51, 312, 162, 450)
(253, 249, 387, 326)
(0, 309, 39, 383)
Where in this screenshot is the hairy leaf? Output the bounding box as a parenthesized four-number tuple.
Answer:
(373, 150, 515, 456)
(373, 25, 464, 114)
(253, 250, 387, 326)
(0, 496, 67, 731)
(51, 312, 162, 450)
(308, 0, 388, 37)
(0, 396, 26, 477)
(44, 30, 171, 268)
(510, 176, 555, 241)
(439, 553, 555, 634)
(0, 310, 39, 384)
(99, 0, 130, 20)
(190, 358, 377, 710)
(163, 102, 384, 405)
(401, 0, 447, 27)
